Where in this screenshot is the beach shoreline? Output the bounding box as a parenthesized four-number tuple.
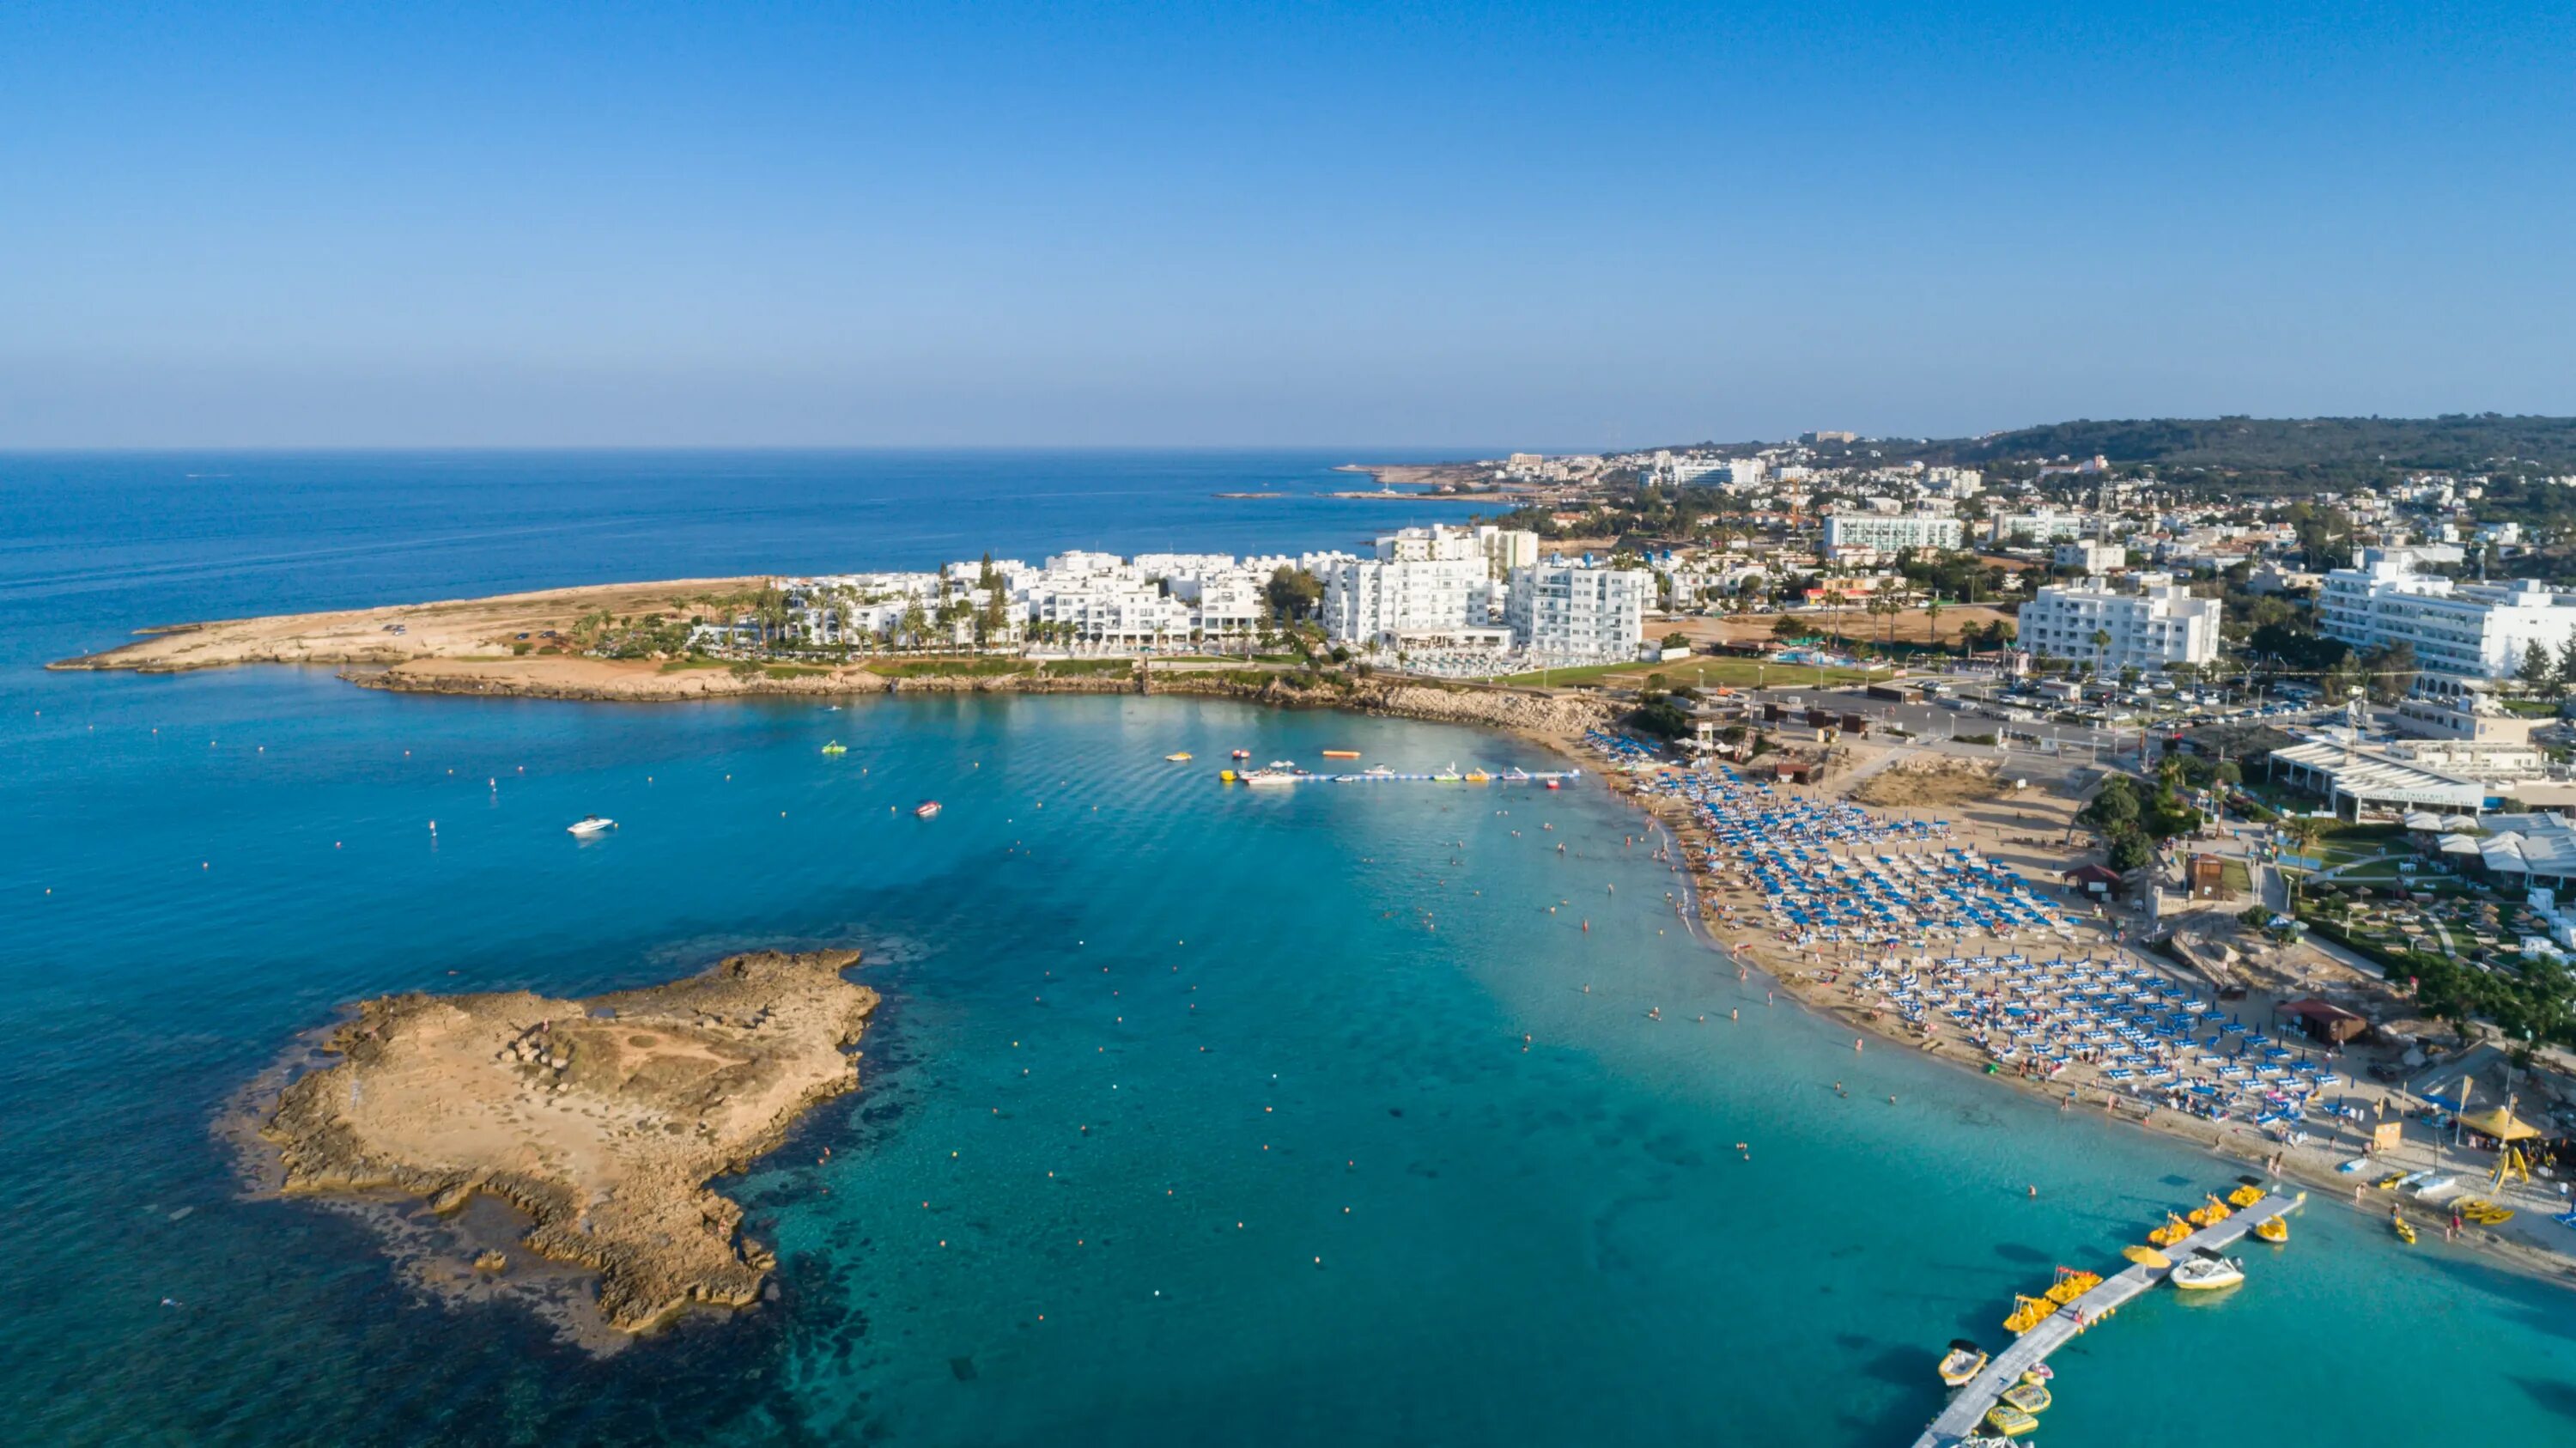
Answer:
(1585, 755, 2576, 1293)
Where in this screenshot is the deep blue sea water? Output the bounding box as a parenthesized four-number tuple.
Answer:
(3, 453, 2570, 1445)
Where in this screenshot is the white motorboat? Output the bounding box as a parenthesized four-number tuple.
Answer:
(567, 816, 617, 837)
(2171, 1252, 2245, 1291)
(1936, 1339, 1988, 1386)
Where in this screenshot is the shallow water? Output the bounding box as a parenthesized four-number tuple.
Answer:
(3, 453, 2570, 1445)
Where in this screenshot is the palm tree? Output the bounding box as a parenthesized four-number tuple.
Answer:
(2091, 628, 2112, 682)
(1924, 597, 1945, 656)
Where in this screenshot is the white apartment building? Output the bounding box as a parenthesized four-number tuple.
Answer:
(2054, 538, 2126, 573)
(2319, 553, 2576, 680)
(1820, 512, 1962, 556)
(1474, 524, 1540, 577)
(1321, 526, 1493, 648)
(2016, 576, 2221, 673)
(1504, 560, 1652, 660)
(1990, 510, 2091, 545)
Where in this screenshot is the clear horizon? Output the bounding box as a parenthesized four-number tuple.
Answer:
(5, 2, 2571, 448)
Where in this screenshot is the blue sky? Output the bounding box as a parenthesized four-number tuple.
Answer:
(2, 1, 2569, 447)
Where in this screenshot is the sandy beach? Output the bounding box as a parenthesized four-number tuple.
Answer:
(1583, 743, 2576, 1290)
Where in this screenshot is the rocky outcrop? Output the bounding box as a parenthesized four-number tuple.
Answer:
(261, 949, 875, 1334)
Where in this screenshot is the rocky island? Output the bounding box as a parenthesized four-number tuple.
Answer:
(260, 949, 878, 1335)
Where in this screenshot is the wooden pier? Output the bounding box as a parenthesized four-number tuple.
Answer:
(1910, 1192, 2303, 1447)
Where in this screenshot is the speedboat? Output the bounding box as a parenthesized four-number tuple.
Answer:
(1165, 751, 1194, 763)
(1936, 1339, 1987, 1387)
(914, 800, 942, 818)
(1984, 1403, 2038, 1437)
(2253, 1216, 2289, 1244)
(567, 816, 617, 837)
(1999, 1380, 2052, 1414)
(1243, 763, 1302, 787)
(2171, 1252, 2245, 1291)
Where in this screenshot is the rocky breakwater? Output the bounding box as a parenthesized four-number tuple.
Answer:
(260, 949, 877, 1334)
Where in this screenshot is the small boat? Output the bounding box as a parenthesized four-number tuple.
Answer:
(1464, 769, 1491, 783)
(2020, 1364, 2054, 1384)
(1545, 779, 1562, 790)
(1321, 750, 1360, 759)
(1230, 749, 1251, 760)
(1165, 751, 1194, 763)
(1432, 763, 1463, 782)
(2171, 1253, 2245, 1291)
(1999, 1380, 2052, 1414)
(2391, 1214, 2416, 1244)
(1362, 765, 1396, 779)
(2253, 1216, 2289, 1244)
(2227, 1183, 2267, 1208)
(1243, 763, 1303, 787)
(1936, 1340, 1988, 1387)
(566, 816, 617, 837)
(821, 741, 848, 755)
(1984, 1403, 2039, 1437)
(914, 800, 942, 818)
(2411, 1175, 2458, 1198)
(2336, 1156, 2372, 1174)
(1502, 768, 1533, 782)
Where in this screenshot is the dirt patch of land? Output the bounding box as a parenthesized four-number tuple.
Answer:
(49, 578, 767, 674)
(258, 949, 877, 1335)
(1848, 753, 2008, 807)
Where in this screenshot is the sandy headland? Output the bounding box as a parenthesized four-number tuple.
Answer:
(47, 581, 1620, 750)
(258, 949, 878, 1335)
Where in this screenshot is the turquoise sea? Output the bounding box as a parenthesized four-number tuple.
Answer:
(2, 452, 2570, 1445)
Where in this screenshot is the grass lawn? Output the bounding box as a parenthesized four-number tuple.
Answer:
(658, 657, 728, 672)
(1040, 659, 1138, 676)
(1492, 657, 1892, 689)
(861, 656, 1035, 678)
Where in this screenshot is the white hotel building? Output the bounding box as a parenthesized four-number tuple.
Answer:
(1820, 512, 1962, 556)
(1321, 526, 1506, 651)
(1504, 559, 1652, 661)
(2016, 575, 2221, 674)
(2319, 552, 2576, 680)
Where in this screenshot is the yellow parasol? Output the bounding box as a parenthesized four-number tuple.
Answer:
(2458, 1107, 2544, 1141)
(2123, 1244, 2172, 1269)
